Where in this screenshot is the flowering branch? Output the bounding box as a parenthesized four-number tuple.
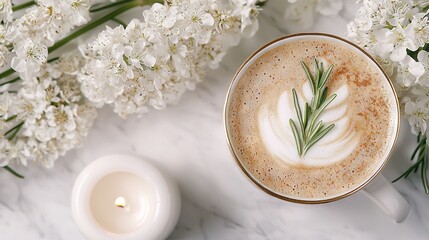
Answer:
(49, 0, 161, 53)
(0, 0, 262, 174)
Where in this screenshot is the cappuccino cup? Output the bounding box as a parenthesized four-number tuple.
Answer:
(224, 33, 410, 222)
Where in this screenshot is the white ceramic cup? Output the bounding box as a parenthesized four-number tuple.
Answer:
(224, 33, 410, 223)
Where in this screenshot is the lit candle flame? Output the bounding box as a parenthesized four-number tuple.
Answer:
(115, 196, 126, 208)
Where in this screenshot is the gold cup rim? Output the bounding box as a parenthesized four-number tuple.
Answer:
(223, 32, 401, 204)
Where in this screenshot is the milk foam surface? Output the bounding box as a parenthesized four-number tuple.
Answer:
(227, 36, 398, 200)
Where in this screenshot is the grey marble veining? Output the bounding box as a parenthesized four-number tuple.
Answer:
(1, 1, 428, 239)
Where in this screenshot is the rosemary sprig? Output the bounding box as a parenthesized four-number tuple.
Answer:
(290, 59, 337, 157)
(393, 133, 429, 194)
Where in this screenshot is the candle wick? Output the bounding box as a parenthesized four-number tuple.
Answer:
(115, 196, 127, 208)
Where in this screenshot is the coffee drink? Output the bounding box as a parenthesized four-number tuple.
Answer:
(225, 35, 399, 201)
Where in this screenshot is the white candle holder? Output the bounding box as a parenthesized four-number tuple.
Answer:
(71, 155, 181, 240)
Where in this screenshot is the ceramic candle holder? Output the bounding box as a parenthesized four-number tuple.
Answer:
(71, 155, 181, 240)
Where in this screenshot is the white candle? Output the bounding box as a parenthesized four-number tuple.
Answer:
(71, 155, 181, 240)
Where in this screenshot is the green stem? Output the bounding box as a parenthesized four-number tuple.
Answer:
(3, 166, 24, 179)
(0, 76, 20, 87)
(47, 57, 59, 63)
(5, 115, 17, 122)
(4, 121, 24, 140)
(12, 1, 35, 11)
(112, 18, 127, 27)
(90, 0, 133, 12)
(0, 68, 16, 82)
(48, 0, 146, 53)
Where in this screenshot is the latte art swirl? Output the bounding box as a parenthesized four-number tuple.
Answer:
(258, 82, 359, 166)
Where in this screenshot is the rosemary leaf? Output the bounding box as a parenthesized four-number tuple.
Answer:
(394, 134, 429, 194)
(308, 120, 323, 140)
(289, 119, 302, 156)
(289, 59, 336, 157)
(319, 65, 334, 88)
(292, 89, 304, 130)
(422, 153, 429, 194)
(303, 124, 335, 156)
(301, 61, 316, 94)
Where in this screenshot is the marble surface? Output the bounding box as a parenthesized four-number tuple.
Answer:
(1, 1, 429, 239)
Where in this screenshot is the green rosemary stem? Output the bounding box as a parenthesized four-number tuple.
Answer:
(2, 166, 24, 179)
(290, 59, 336, 157)
(12, 1, 35, 11)
(393, 134, 429, 194)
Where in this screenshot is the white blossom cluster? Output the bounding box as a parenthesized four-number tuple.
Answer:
(348, 0, 429, 136)
(0, 0, 91, 79)
(78, 0, 261, 118)
(0, 0, 262, 169)
(0, 52, 97, 168)
(285, 0, 343, 28)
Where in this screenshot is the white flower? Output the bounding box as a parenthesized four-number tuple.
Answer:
(404, 98, 429, 135)
(0, 44, 9, 68)
(11, 40, 48, 79)
(143, 3, 178, 28)
(0, 0, 12, 23)
(65, 0, 91, 25)
(415, 50, 429, 87)
(374, 25, 417, 61)
(0, 92, 12, 117)
(410, 13, 429, 48)
(179, 2, 215, 44)
(231, 0, 260, 37)
(395, 56, 424, 87)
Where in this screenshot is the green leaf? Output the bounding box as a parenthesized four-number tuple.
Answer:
(302, 124, 335, 156)
(319, 65, 334, 89)
(289, 119, 302, 156)
(292, 89, 304, 130)
(307, 94, 337, 132)
(3, 166, 24, 179)
(422, 152, 429, 194)
(319, 87, 328, 106)
(308, 120, 323, 140)
(303, 103, 309, 128)
(301, 61, 316, 94)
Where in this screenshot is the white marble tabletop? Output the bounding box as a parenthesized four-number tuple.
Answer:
(1, 1, 429, 239)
